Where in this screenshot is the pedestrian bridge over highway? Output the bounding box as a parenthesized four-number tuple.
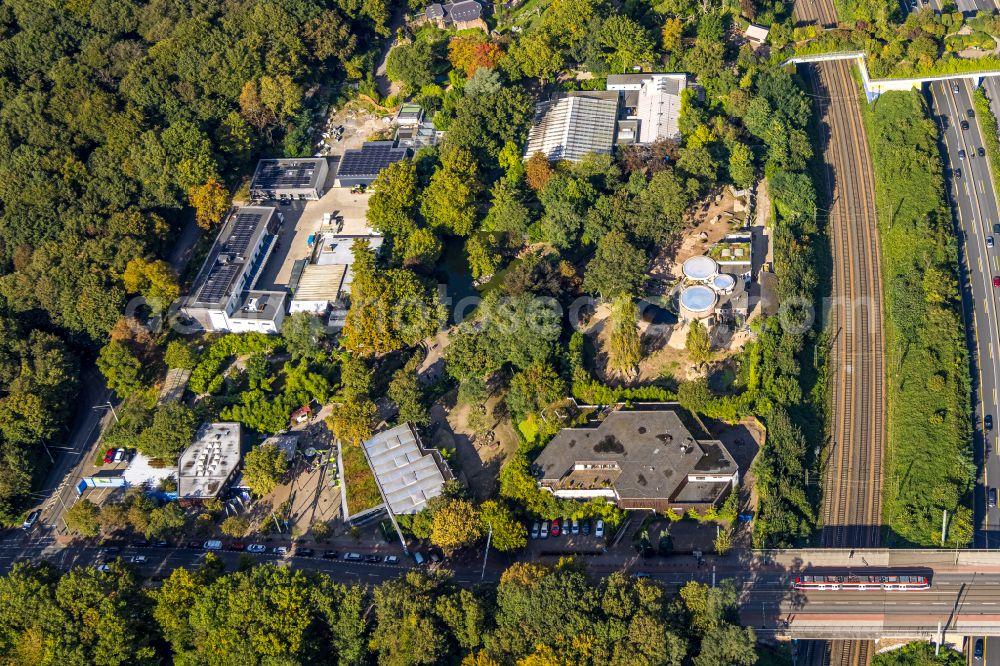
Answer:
(782, 51, 1000, 101)
(733, 549, 1000, 640)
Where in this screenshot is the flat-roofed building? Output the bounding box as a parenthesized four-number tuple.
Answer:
(181, 206, 287, 334)
(250, 158, 329, 200)
(533, 408, 739, 513)
(178, 423, 242, 501)
(334, 141, 410, 188)
(362, 423, 454, 515)
(288, 233, 383, 319)
(524, 91, 620, 162)
(606, 73, 687, 144)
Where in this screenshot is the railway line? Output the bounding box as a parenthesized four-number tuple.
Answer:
(791, 0, 887, 661)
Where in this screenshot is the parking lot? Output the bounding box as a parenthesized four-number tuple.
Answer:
(528, 518, 608, 555)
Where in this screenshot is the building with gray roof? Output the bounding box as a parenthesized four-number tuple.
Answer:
(250, 158, 329, 200)
(181, 206, 287, 333)
(533, 408, 739, 512)
(178, 423, 242, 501)
(334, 141, 410, 188)
(523, 91, 620, 162)
(362, 423, 453, 515)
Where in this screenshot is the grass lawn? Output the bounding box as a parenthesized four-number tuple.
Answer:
(340, 444, 382, 517)
(862, 90, 974, 546)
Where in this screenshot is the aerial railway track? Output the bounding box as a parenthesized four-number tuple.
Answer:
(790, 0, 886, 663)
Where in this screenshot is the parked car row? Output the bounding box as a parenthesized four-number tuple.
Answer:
(103, 447, 135, 465)
(530, 519, 604, 540)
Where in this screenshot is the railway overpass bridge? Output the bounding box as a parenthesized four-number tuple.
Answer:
(783, 50, 1000, 100)
(727, 549, 1000, 641)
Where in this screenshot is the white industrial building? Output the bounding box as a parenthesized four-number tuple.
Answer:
(177, 423, 242, 501)
(288, 233, 383, 321)
(181, 207, 287, 334)
(606, 73, 687, 143)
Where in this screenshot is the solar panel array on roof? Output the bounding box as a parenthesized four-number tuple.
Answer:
(197, 263, 240, 304)
(227, 212, 262, 257)
(337, 142, 409, 179)
(254, 160, 319, 189)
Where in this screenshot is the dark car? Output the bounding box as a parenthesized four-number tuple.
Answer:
(365, 554, 382, 563)
(132, 539, 150, 548)
(105, 546, 122, 555)
(987, 415, 994, 431)
(185, 541, 202, 549)
(994, 276, 999, 288)
(956, 167, 963, 179)
(582, 520, 591, 536)
(988, 236, 994, 249)
(228, 542, 245, 551)
(961, 120, 970, 131)
(990, 488, 998, 509)
(974, 637, 984, 661)
(295, 548, 315, 558)
(321, 550, 340, 559)
(994, 223, 1000, 234)
(980, 146, 987, 157)
(969, 109, 976, 119)
(153, 539, 169, 548)
(959, 148, 967, 159)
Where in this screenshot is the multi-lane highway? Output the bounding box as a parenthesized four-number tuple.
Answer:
(929, 77, 1000, 666)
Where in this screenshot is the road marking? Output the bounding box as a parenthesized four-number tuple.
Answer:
(885, 601, 897, 605)
(985, 602, 997, 606)
(932, 602, 947, 605)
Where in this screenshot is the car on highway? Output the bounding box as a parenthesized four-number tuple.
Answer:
(994, 223, 1000, 234)
(969, 109, 975, 118)
(961, 120, 970, 131)
(986, 415, 994, 431)
(956, 167, 963, 178)
(954, 82, 961, 94)
(980, 147, 987, 158)
(993, 276, 999, 288)
(531, 522, 540, 539)
(103, 448, 115, 464)
(246, 544, 266, 553)
(551, 519, 560, 537)
(990, 488, 998, 509)
(959, 148, 967, 159)
(988, 236, 994, 249)
(974, 637, 984, 661)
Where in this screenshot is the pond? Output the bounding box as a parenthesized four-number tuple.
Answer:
(435, 236, 480, 325)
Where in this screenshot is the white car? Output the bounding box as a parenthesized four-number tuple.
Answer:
(246, 544, 267, 553)
(595, 520, 605, 538)
(571, 520, 580, 535)
(531, 522, 540, 539)
(540, 521, 549, 539)
(272, 546, 288, 555)
(385, 555, 399, 564)
(96, 564, 111, 573)
(128, 555, 147, 564)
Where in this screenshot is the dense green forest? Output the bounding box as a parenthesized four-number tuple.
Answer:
(862, 90, 973, 546)
(0, 0, 391, 521)
(0, 559, 761, 666)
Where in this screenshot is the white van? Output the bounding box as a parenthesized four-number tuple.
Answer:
(203, 540, 222, 551)
(413, 551, 425, 565)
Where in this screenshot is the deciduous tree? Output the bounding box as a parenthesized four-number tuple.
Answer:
(242, 443, 289, 497)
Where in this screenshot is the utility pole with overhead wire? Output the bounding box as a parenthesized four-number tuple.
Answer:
(481, 523, 493, 581)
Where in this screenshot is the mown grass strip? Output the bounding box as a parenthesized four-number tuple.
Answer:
(972, 87, 1000, 200)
